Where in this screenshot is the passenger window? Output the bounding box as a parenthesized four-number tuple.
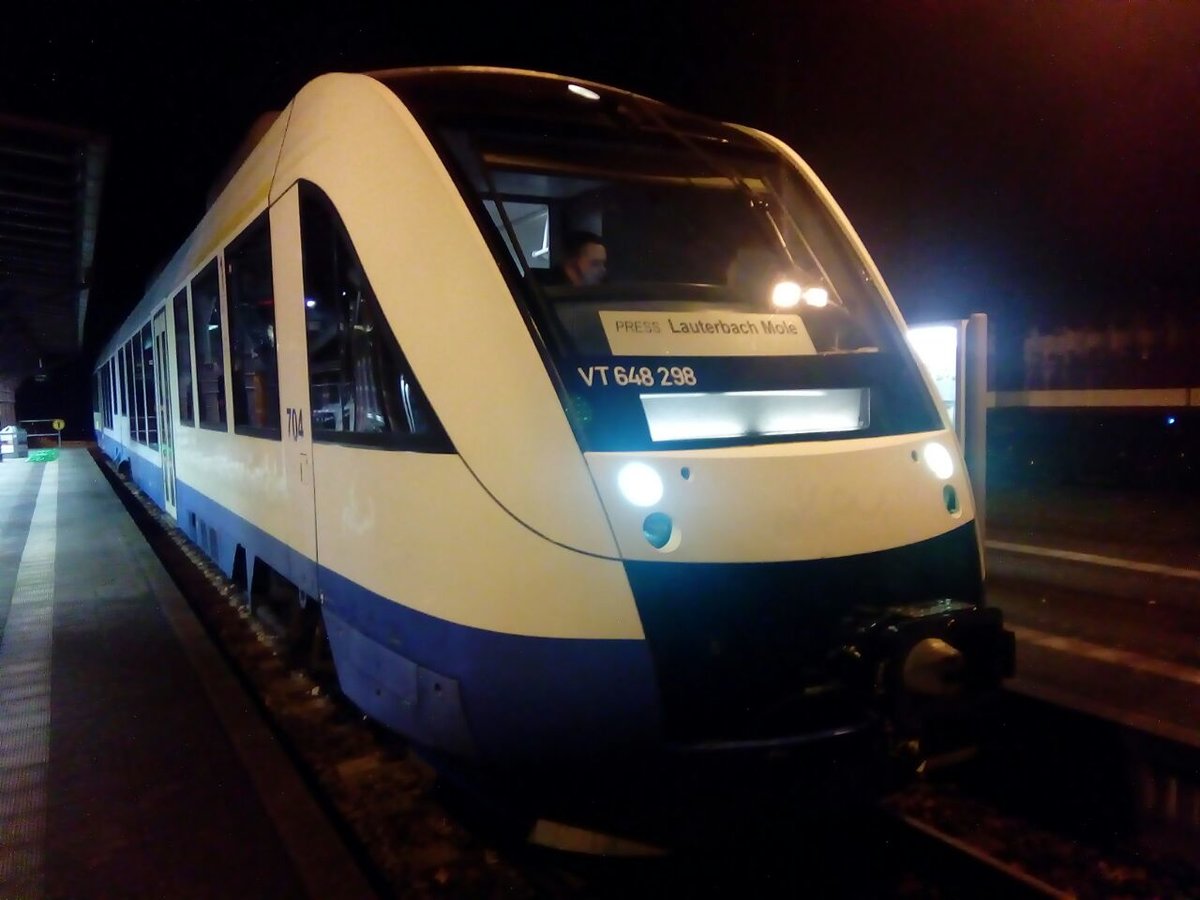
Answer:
(110, 359, 117, 425)
(121, 344, 133, 421)
(141, 322, 158, 449)
(226, 214, 281, 437)
(173, 288, 195, 426)
(109, 361, 116, 426)
(129, 337, 145, 443)
(99, 365, 112, 428)
(191, 259, 227, 430)
(298, 182, 451, 451)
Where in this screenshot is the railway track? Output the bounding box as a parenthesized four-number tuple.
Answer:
(94, 447, 1200, 898)
(884, 809, 1072, 898)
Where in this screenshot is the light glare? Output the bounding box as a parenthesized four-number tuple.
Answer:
(802, 287, 829, 308)
(568, 83, 601, 101)
(771, 280, 802, 308)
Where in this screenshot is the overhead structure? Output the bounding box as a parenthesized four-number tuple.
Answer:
(0, 113, 106, 425)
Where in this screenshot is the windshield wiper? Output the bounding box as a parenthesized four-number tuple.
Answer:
(610, 94, 796, 267)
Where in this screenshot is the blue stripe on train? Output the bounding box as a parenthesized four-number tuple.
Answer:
(98, 432, 166, 510)
(318, 567, 661, 766)
(104, 456, 662, 765)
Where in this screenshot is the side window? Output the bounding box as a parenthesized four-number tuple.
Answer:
(94, 367, 103, 424)
(129, 337, 145, 443)
(103, 361, 114, 428)
(173, 288, 195, 426)
(108, 355, 118, 420)
(122, 340, 134, 422)
(298, 182, 450, 451)
(226, 213, 280, 437)
(141, 322, 158, 449)
(192, 259, 227, 430)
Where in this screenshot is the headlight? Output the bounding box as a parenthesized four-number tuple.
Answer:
(618, 462, 664, 507)
(923, 442, 955, 480)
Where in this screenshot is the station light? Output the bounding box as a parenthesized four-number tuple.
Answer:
(907, 325, 958, 382)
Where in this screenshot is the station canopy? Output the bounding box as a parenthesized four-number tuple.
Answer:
(0, 113, 106, 412)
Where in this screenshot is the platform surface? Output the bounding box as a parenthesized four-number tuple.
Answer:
(0, 449, 371, 899)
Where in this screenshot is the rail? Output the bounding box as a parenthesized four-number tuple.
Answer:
(884, 806, 1074, 897)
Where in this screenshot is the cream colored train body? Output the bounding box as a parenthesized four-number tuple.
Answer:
(94, 68, 1012, 771)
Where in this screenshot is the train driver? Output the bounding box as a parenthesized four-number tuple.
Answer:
(544, 230, 607, 287)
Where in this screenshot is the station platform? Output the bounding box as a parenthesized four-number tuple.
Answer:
(0, 449, 373, 899)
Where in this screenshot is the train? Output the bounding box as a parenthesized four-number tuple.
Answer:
(92, 66, 1013, 809)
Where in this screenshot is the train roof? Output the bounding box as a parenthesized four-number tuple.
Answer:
(96, 66, 760, 362)
(370, 65, 658, 104)
(372, 65, 761, 151)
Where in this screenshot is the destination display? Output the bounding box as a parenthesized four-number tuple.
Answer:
(640, 388, 868, 442)
(599, 310, 817, 357)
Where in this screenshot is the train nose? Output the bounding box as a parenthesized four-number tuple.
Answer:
(901, 637, 965, 698)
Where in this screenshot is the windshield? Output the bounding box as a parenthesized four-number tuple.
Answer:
(383, 70, 940, 451)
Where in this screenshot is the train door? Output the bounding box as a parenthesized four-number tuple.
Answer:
(152, 309, 177, 517)
(269, 186, 320, 599)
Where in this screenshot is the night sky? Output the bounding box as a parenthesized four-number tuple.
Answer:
(5, 1, 1198, 359)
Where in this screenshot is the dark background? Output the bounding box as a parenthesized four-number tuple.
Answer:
(5, 1, 1199, 431)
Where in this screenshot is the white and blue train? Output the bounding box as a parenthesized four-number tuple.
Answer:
(93, 67, 1012, 781)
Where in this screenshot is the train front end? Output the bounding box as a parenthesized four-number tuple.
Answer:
(377, 69, 1014, 778)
